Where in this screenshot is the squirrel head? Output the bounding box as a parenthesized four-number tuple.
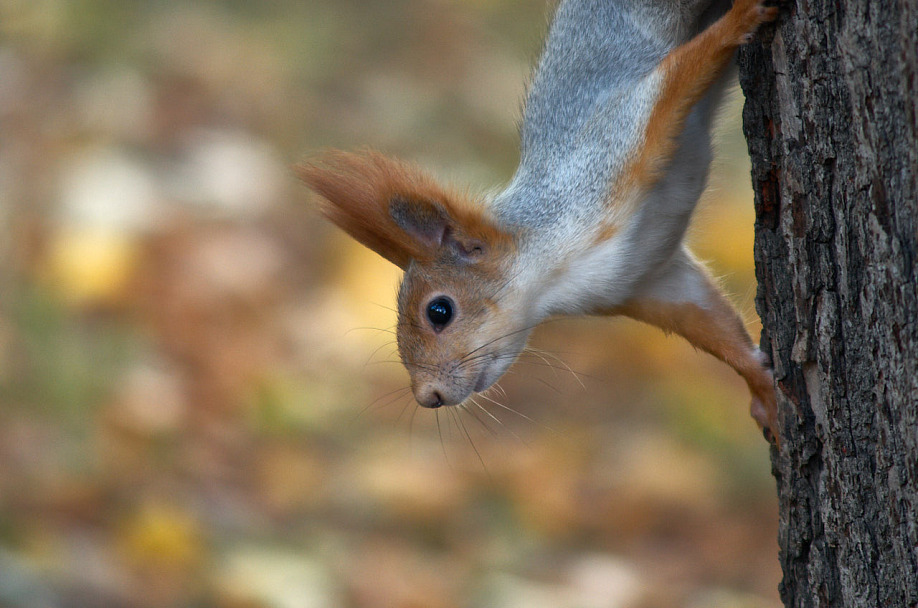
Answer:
(298, 150, 534, 408)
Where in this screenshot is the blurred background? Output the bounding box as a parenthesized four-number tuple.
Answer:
(0, 0, 779, 606)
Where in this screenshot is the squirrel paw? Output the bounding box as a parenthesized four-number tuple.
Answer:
(749, 349, 780, 446)
(750, 391, 778, 446)
(730, 0, 780, 45)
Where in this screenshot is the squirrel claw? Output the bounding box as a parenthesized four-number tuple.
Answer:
(762, 426, 775, 445)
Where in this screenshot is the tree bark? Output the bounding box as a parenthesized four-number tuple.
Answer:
(737, 1, 918, 607)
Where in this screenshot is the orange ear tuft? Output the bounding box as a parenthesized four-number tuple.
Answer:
(296, 150, 511, 268)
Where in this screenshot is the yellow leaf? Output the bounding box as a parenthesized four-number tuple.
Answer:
(119, 503, 203, 569)
(42, 226, 139, 307)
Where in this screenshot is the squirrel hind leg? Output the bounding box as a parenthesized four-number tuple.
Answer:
(624, 0, 779, 189)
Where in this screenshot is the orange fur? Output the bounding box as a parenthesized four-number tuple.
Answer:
(297, 0, 781, 440)
(594, 222, 621, 245)
(296, 150, 513, 269)
(622, 0, 778, 190)
(615, 292, 779, 444)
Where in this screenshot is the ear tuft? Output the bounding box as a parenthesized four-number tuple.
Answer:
(296, 150, 425, 268)
(296, 150, 512, 268)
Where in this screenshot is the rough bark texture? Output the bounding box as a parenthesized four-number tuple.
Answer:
(737, 1, 918, 607)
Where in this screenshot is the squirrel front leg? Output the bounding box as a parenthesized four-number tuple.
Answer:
(615, 251, 779, 444)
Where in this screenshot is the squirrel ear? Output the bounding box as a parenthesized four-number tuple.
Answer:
(388, 195, 449, 251)
(297, 150, 510, 268)
(388, 196, 490, 264)
(297, 150, 438, 268)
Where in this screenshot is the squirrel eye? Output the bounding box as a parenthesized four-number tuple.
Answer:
(426, 297, 454, 331)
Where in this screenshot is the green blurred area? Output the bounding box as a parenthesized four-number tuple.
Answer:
(0, 1, 779, 606)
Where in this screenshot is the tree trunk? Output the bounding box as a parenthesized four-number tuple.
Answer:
(737, 1, 918, 607)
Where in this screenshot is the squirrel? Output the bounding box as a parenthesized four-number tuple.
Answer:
(299, 0, 781, 444)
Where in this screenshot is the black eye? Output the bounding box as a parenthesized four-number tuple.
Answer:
(426, 297, 454, 331)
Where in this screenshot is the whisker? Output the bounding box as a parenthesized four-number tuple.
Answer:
(345, 325, 397, 337)
(458, 322, 544, 364)
(513, 356, 590, 384)
(400, 361, 439, 373)
(492, 382, 508, 399)
(487, 264, 525, 301)
(436, 409, 453, 470)
(454, 349, 527, 373)
(409, 400, 420, 450)
(353, 385, 412, 421)
(522, 349, 560, 379)
(462, 400, 498, 437)
(363, 340, 399, 368)
(470, 396, 504, 428)
(368, 302, 400, 315)
(533, 376, 564, 395)
(471, 396, 528, 446)
(522, 347, 589, 388)
(364, 359, 406, 367)
(512, 358, 578, 375)
(455, 351, 568, 380)
(451, 406, 490, 478)
(395, 394, 416, 423)
(478, 391, 552, 432)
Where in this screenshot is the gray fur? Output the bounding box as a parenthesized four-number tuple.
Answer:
(375, 0, 778, 432)
(491, 0, 735, 314)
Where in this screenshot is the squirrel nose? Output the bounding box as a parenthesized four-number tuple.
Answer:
(416, 387, 445, 409)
